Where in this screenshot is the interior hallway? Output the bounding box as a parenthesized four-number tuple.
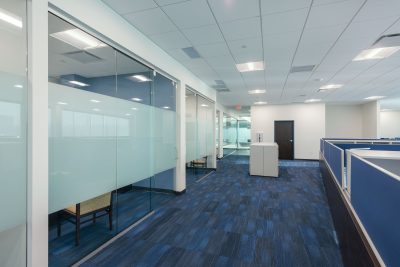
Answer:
(81, 155, 343, 267)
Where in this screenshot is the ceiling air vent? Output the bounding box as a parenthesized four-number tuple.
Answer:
(215, 88, 230, 93)
(290, 65, 315, 73)
(182, 47, 201, 59)
(63, 51, 103, 64)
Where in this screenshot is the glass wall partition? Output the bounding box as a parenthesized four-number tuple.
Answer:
(223, 114, 238, 156)
(0, 0, 27, 266)
(185, 88, 215, 183)
(48, 13, 176, 267)
(238, 118, 251, 149)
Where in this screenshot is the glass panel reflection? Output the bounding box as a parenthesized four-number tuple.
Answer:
(0, 0, 27, 266)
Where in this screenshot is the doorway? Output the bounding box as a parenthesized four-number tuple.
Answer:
(274, 121, 294, 160)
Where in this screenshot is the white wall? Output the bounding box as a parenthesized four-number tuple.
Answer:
(325, 102, 379, 139)
(251, 103, 325, 160)
(380, 111, 400, 138)
(325, 105, 363, 138)
(362, 101, 380, 138)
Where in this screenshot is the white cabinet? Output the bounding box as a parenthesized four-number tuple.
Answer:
(250, 142, 279, 177)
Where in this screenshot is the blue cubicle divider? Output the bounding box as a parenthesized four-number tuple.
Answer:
(321, 140, 343, 185)
(351, 156, 400, 267)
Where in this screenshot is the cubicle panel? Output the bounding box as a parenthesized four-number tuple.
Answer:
(351, 156, 400, 267)
(326, 143, 343, 186)
(335, 143, 400, 166)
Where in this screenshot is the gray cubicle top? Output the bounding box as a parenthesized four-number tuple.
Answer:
(350, 149, 400, 177)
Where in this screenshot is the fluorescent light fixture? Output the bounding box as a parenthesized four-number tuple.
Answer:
(248, 89, 266, 94)
(353, 47, 400, 61)
(130, 75, 152, 82)
(14, 84, 23, 88)
(0, 8, 22, 28)
(305, 99, 321, 103)
(131, 98, 142, 102)
(131, 107, 138, 110)
(163, 106, 170, 109)
(125, 113, 131, 116)
(319, 84, 343, 90)
(364, 96, 385, 100)
(90, 99, 101, 103)
(236, 61, 264, 72)
(201, 104, 209, 107)
(92, 108, 100, 112)
(57, 101, 68, 105)
(50, 29, 107, 50)
(69, 80, 89, 87)
(254, 101, 267, 105)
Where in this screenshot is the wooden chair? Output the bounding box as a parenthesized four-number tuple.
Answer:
(57, 192, 113, 246)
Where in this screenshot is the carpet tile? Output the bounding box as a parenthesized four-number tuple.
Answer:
(80, 156, 343, 267)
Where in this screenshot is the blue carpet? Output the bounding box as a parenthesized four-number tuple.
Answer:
(81, 156, 343, 267)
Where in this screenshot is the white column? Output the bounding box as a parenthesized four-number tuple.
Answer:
(174, 81, 186, 193)
(208, 104, 217, 169)
(27, 0, 48, 266)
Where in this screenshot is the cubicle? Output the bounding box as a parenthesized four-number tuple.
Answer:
(320, 138, 400, 267)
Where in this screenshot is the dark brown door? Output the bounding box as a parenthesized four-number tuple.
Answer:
(274, 121, 294, 160)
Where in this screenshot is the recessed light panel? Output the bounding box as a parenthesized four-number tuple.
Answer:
(305, 99, 321, 103)
(51, 29, 107, 50)
(69, 80, 89, 87)
(236, 61, 264, 72)
(0, 8, 22, 28)
(132, 98, 143, 102)
(254, 101, 267, 105)
(248, 89, 266, 94)
(364, 96, 385, 100)
(319, 84, 342, 90)
(129, 75, 152, 82)
(353, 47, 400, 61)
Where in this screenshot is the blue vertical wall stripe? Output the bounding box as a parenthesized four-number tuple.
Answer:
(351, 156, 400, 267)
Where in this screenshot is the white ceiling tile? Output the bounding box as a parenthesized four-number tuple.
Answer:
(154, 0, 190, 6)
(306, 0, 364, 29)
(220, 17, 261, 41)
(102, 0, 157, 15)
(262, 9, 308, 35)
(261, 0, 311, 15)
(162, 0, 215, 29)
(182, 24, 224, 45)
(195, 42, 231, 58)
(228, 38, 263, 63)
(354, 0, 400, 22)
(149, 31, 191, 49)
(207, 55, 237, 70)
(124, 8, 177, 35)
(208, 0, 260, 23)
(166, 48, 192, 63)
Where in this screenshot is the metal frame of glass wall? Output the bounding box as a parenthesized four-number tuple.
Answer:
(48, 12, 177, 267)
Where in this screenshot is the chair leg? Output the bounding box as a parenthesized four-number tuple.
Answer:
(57, 211, 61, 237)
(75, 204, 80, 246)
(108, 208, 113, 231)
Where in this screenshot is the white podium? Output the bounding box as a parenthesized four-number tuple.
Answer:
(250, 142, 279, 177)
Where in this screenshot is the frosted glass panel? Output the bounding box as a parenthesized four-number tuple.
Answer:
(197, 96, 214, 158)
(186, 90, 197, 162)
(0, 0, 27, 266)
(49, 82, 118, 213)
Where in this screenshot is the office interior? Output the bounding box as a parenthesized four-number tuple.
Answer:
(1, 0, 400, 266)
